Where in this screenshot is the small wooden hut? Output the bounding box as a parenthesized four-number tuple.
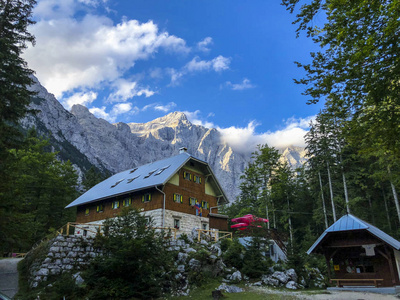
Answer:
(307, 214, 400, 287)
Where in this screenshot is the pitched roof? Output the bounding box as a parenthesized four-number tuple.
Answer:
(307, 214, 400, 254)
(66, 152, 228, 208)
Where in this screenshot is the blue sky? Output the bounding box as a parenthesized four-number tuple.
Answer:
(23, 0, 324, 152)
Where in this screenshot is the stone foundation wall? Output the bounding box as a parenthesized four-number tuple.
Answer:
(74, 209, 218, 237)
(28, 235, 102, 288)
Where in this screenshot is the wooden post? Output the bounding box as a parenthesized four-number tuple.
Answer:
(198, 229, 201, 242)
(66, 223, 70, 236)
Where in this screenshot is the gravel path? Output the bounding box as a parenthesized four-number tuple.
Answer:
(251, 286, 400, 300)
(0, 258, 23, 299)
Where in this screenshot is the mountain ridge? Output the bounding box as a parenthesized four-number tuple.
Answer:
(22, 76, 307, 202)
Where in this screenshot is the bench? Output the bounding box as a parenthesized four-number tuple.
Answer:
(330, 278, 384, 287)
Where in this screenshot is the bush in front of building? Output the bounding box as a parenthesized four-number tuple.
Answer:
(82, 208, 176, 299)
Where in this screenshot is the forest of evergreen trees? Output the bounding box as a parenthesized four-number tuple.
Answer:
(226, 0, 400, 254)
(1, 0, 399, 258)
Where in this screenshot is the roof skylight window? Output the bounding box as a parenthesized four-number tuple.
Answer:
(155, 165, 170, 175)
(144, 169, 157, 178)
(111, 179, 124, 188)
(127, 176, 140, 183)
(129, 168, 138, 174)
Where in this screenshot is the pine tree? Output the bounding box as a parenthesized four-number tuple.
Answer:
(0, 0, 36, 156)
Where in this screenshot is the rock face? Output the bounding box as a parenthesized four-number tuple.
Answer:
(22, 76, 307, 202)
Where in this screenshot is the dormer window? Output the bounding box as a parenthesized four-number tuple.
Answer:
(155, 165, 170, 176)
(144, 170, 157, 178)
(111, 179, 124, 188)
(127, 176, 140, 183)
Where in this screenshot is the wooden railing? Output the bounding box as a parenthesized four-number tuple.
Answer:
(196, 229, 232, 242)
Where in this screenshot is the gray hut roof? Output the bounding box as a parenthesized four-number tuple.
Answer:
(307, 214, 400, 254)
(66, 152, 229, 208)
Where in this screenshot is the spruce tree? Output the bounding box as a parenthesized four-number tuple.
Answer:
(0, 0, 36, 160)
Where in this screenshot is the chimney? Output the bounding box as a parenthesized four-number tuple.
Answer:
(179, 147, 188, 154)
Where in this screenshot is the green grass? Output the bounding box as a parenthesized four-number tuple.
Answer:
(167, 280, 301, 300)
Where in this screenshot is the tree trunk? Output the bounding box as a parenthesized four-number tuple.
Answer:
(382, 186, 392, 232)
(318, 171, 329, 229)
(388, 166, 400, 224)
(327, 161, 337, 222)
(342, 169, 350, 214)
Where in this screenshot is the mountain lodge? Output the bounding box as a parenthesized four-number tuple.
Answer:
(66, 148, 229, 236)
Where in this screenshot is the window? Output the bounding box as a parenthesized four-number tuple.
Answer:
(174, 219, 180, 230)
(111, 179, 124, 188)
(144, 170, 157, 178)
(201, 201, 209, 209)
(127, 176, 139, 183)
(174, 193, 183, 203)
(96, 204, 103, 213)
(112, 200, 120, 209)
(123, 198, 132, 207)
(189, 197, 197, 206)
(142, 193, 152, 203)
(129, 168, 138, 174)
(155, 165, 170, 175)
(183, 171, 191, 181)
(202, 223, 208, 230)
(85, 208, 90, 216)
(193, 175, 202, 184)
(144, 216, 151, 226)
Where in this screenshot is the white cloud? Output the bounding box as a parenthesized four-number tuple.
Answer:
(62, 91, 97, 109)
(142, 102, 177, 113)
(108, 79, 156, 103)
(197, 37, 213, 52)
(89, 103, 139, 122)
(89, 106, 110, 120)
(226, 78, 256, 90)
(217, 116, 315, 153)
(212, 55, 231, 72)
(182, 110, 314, 153)
(169, 55, 231, 85)
(154, 102, 177, 112)
(24, 4, 190, 98)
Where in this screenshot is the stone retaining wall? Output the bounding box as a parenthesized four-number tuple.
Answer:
(29, 235, 102, 288)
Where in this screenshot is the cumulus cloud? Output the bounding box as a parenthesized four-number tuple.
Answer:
(169, 55, 231, 85)
(225, 78, 256, 90)
(89, 103, 139, 122)
(182, 110, 314, 153)
(217, 116, 315, 153)
(62, 91, 97, 109)
(24, 3, 190, 98)
(108, 79, 155, 103)
(197, 37, 213, 52)
(142, 102, 177, 113)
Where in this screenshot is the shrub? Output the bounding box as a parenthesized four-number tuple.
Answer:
(82, 208, 175, 299)
(222, 238, 245, 270)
